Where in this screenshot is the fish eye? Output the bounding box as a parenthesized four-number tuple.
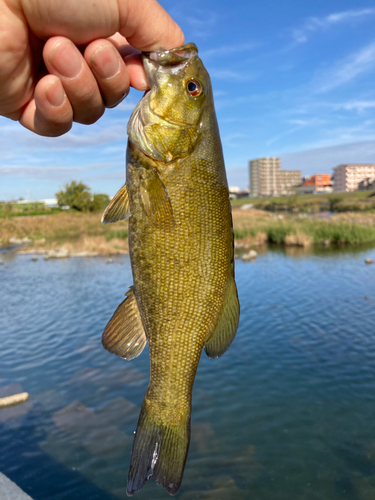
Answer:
(187, 79, 202, 97)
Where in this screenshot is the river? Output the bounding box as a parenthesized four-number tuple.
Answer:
(1, 245, 375, 500)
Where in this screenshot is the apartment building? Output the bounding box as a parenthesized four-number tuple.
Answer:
(299, 174, 332, 194)
(249, 157, 301, 197)
(333, 164, 375, 192)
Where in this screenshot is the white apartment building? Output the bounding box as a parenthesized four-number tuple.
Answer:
(333, 164, 375, 192)
(249, 157, 301, 197)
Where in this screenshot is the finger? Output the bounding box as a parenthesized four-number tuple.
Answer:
(43, 36, 105, 125)
(19, 75, 73, 136)
(84, 39, 130, 108)
(23, 0, 184, 51)
(107, 33, 149, 90)
(119, 0, 185, 51)
(124, 53, 149, 90)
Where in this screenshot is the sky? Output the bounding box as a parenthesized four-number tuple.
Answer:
(2, 0, 375, 200)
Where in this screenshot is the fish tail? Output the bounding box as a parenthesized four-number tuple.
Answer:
(126, 398, 191, 496)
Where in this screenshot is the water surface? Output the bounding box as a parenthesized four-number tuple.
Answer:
(1, 246, 375, 500)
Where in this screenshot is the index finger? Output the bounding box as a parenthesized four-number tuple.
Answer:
(118, 0, 185, 51)
(21, 0, 184, 51)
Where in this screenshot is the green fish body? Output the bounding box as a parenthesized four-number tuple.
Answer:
(102, 43, 239, 496)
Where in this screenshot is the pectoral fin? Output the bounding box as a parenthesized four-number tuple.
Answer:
(204, 277, 240, 359)
(102, 286, 147, 360)
(140, 168, 174, 232)
(101, 184, 131, 225)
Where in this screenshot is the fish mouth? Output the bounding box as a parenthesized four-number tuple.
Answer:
(127, 43, 200, 162)
(142, 43, 198, 82)
(143, 43, 198, 67)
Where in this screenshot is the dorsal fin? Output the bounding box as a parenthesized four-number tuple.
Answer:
(102, 184, 131, 225)
(102, 287, 147, 360)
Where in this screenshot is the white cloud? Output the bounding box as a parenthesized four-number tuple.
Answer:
(331, 100, 375, 112)
(266, 125, 305, 146)
(209, 68, 258, 82)
(0, 162, 119, 179)
(200, 43, 258, 60)
(293, 8, 375, 44)
(315, 41, 375, 93)
(184, 13, 217, 37)
(0, 121, 127, 152)
(222, 132, 248, 148)
(280, 140, 375, 176)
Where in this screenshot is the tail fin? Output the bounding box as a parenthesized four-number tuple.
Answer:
(126, 399, 190, 496)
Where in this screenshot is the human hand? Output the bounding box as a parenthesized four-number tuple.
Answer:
(0, 0, 184, 136)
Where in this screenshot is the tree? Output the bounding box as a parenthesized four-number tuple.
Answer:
(92, 193, 110, 212)
(56, 181, 110, 212)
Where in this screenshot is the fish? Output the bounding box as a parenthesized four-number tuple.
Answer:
(101, 42, 240, 496)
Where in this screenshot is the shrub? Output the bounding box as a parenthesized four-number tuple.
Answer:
(266, 225, 293, 244)
(56, 181, 110, 213)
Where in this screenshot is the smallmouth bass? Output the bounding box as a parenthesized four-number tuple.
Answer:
(102, 42, 239, 496)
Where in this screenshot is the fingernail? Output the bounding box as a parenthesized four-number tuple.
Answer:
(45, 79, 66, 107)
(91, 44, 120, 79)
(49, 41, 82, 78)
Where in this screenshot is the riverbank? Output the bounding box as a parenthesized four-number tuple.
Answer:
(0, 212, 129, 256)
(232, 189, 375, 213)
(2, 208, 375, 256)
(232, 207, 375, 248)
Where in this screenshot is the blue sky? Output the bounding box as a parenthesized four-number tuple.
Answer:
(2, 0, 375, 200)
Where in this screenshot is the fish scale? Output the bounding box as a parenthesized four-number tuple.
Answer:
(101, 42, 239, 496)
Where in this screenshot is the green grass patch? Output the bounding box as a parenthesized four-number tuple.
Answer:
(105, 229, 128, 241)
(234, 217, 375, 246)
(231, 190, 375, 213)
(233, 227, 258, 239)
(266, 224, 295, 244)
(301, 221, 375, 244)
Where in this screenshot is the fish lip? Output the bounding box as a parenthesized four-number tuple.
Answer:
(142, 43, 198, 84)
(143, 43, 198, 67)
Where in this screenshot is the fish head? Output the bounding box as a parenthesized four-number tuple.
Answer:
(128, 43, 212, 164)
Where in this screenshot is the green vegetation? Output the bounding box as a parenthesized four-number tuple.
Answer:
(233, 211, 375, 246)
(0, 201, 62, 218)
(302, 220, 375, 244)
(105, 229, 128, 241)
(2, 191, 375, 252)
(266, 225, 294, 244)
(56, 181, 110, 212)
(232, 190, 375, 213)
(0, 211, 129, 247)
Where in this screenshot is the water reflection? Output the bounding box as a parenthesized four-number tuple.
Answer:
(1, 247, 375, 499)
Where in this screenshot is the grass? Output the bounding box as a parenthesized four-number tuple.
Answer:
(231, 190, 375, 213)
(231, 207, 375, 246)
(0, 202, 63, 217)
(0, 212, 129, 254)
(2, 205, 375, 253)
(105, 229, 128, 241)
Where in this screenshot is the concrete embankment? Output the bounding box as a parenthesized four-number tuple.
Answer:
(0, 472, 34, 499)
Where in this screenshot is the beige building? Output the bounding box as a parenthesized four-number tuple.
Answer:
(333, 164, 375, 192)
(249, 157, 301, 197)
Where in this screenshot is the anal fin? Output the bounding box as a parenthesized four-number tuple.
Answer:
(102, 286, 147, 360)
(102, 184, 131, 225)
(204, 277, 240, 359)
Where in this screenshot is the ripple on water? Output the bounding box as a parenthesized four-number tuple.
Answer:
(1, 248, 375, 499)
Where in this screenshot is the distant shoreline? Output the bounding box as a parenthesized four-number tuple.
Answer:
(2, 203, 375, 257)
